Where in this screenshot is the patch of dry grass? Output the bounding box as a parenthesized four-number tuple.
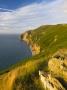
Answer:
(0, 56, 47, 90)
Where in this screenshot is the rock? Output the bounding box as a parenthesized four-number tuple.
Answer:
(30, 43, 40, 56)
(39, 70, 66, 90)
(21, 31, 40, 56)
(48, 49, 67, 82)
(21, 31, 32, 45)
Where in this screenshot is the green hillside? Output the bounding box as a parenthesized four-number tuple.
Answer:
(31, 24, 67, 54)
(0, 24, 67, 90)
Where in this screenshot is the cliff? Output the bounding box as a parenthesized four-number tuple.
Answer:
(0, 24, 67, 90)
(21, 31, 40, 56)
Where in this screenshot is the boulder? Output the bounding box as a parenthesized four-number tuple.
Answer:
(39, 70, 65, 90)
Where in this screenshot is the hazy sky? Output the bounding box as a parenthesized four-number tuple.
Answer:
(0, 0, 67, 34)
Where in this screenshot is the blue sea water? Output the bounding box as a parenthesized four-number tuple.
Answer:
(0, 34, 32, 70)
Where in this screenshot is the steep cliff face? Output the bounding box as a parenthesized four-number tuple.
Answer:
(21, 31, 40, 56)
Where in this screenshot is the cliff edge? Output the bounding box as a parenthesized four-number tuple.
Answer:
(21, 31, 40, 56)
(0, 24, 67, 90)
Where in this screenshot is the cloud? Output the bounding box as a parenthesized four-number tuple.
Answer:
(0, 0, 67, 34)
(0, 8, 14, 12)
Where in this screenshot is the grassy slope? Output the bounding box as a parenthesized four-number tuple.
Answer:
(0, 24, 67, 90)
(31, 24, 67, 54)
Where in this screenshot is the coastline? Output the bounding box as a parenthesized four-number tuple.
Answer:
(20, 31, 40, 56)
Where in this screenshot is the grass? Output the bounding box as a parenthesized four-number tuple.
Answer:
(0, 53, 48, 90)
(0, 24, 67, 90)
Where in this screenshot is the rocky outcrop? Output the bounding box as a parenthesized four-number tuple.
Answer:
(48, 49, 67, 82)
(39, 49, 67, 90)
(48, 58, 67, 81)
(39, 71, 65, 90)
(21, 31, 32, 45)
(21, 31, 40, 56)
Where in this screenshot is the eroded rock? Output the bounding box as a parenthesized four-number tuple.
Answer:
(48, 49, 67, 82)
(39, 70, 65, 90)
(21, 31, 40, 56)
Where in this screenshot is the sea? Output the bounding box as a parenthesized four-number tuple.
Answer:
(0, 34, 32, 70)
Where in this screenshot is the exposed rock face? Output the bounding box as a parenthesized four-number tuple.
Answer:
(21, 32, 32, 45)
(39, 49, 67, 90)
(48, 49, 67, 82)
(21, 31, 40, 56)
(30, 43, 40, 56)
(39, 71, 65, 90)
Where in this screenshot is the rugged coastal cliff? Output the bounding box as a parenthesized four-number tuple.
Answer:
(0, 24, 67, 90)
(21, 31, 40, 56)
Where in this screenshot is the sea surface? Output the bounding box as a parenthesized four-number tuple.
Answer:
(0, 34, 32, 70)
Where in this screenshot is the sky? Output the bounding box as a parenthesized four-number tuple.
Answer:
(0, 0, 67, 34)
